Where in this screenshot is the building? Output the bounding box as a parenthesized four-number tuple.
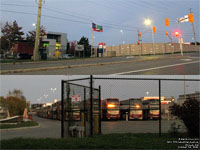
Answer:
(42, 31, 68, 58)
(177, 91, 200, 105)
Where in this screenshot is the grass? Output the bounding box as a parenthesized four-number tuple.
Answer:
(0, 121, 38, 129)
(0, 133, 186, 149)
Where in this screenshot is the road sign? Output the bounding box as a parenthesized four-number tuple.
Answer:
(98, 43, 106, 49)
(75, 45, 84, 51)
(72, 95, 81, 102)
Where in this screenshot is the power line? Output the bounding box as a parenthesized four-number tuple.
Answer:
(1, 9, 195, 37)
(1, 3, 148, 31)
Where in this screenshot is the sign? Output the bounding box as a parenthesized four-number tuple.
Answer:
(72, 95, 81, 102)
(75, 45, 84, 51)
(98, 43, 106, 49)
(179, 15, 189, 23)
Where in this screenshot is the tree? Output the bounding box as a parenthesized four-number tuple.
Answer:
(170, 97, 199, 137)
(0, 89, 29, 116)
(78, 36, 91, 57)
(26, 26, 46, 48)
(1, 20, 24, 51)
(8, 89, 26, 101)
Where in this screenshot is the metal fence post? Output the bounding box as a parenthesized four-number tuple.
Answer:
(159, 79, 161, 137)
(61, 80, 64, 138)
(90, 75, 93, 136)
(98, 86, 102, 134)
(84, 87, 86, 137)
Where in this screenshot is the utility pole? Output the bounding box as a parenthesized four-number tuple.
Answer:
(189, 8, 198, 51)
(33, 0, 43, 61)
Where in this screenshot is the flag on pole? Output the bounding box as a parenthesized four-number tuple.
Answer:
(92, 23, 103, 32)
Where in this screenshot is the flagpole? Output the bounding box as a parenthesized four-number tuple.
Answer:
(91, 23, 93, 57)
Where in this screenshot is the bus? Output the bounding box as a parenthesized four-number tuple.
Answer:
(129, 98, 143, 120)
(142, 99, 159, 120)
(120, 98, 143, 120)
(102, 98, 120, 120)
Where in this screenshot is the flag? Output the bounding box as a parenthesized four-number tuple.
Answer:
(92, 23, 103, 32)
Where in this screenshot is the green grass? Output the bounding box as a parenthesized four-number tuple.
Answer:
(1, 133, 185, 149)
(0, 121, 38, 129)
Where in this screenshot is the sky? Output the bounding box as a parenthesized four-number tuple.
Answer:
(0, 0, 199, 46)
(0, 75, 199, 104)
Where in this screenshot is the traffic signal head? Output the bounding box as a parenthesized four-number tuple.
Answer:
(165, 31, 168, 36)
(188, 13, 194, 23)
(152, 26, 156, 33)
(175, 31, 179, 37)
(165, 18, 169, 26)
(138, 32, 142, 38)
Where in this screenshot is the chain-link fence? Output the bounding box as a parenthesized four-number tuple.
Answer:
(61, 76, 199, 137)
(61, 77, 101, 137)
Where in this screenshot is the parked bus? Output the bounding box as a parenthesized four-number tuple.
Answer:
(129, 98, 143, 120)
(120, 98, 143, 120)
(102, 98, 120, 120)
(142, 99, 159, 120)
(65, 101, 81, 121)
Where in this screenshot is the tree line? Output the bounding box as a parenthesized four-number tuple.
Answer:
(1, 20, 46, 52)
(1, 20, 92, 57)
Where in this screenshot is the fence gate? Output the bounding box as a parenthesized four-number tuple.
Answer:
(61, 79, 101, 137)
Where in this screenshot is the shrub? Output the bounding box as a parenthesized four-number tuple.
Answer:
(170, 97, 199, 137)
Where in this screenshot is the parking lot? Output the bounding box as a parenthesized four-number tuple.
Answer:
(0, 115, 186, 140)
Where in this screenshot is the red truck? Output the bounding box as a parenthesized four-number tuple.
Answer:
(10, 42, 33, 59)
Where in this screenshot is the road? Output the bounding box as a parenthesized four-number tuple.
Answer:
(0, 52, 199, 75)
(0, 115, 186, 140)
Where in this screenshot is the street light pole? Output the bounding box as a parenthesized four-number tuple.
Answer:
(51, 88, 57, 101)
(177, 20, 183, 56)
(144, 18, 155, 55)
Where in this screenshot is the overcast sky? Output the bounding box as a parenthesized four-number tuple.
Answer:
(0, 75, 199, 104)
(1, 0, 199, 46)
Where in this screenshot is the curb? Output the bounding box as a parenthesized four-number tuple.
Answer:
(0, 124, 40, 131)
(0, 57, 104, 65)
(0, 55, 189, 74)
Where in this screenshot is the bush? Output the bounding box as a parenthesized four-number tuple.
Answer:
(170, 97, 199, 137)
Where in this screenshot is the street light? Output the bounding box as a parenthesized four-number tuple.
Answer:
(144, 18, 155, 54)
(51, 88, 57, 102)
(44, 94, 48, 103)
(51, 88, 57, 93)
(32, 23, 36, 27)
(144, 19, 152, 26)
(120, 29, 125, 45)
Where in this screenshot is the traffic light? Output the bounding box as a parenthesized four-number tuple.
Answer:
(137, 40, 140, 45)
(188, 13, 194, 23)
(153, 26, 156, 33)
(165, 31, 168, 36)
(175, 31, 179, 37)
(165, 18, 169, 26)
(138, 32, 142, 38)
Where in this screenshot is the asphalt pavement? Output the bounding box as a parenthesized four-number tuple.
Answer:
(3, 53, 198, 75)
(0, 115, 186, 140)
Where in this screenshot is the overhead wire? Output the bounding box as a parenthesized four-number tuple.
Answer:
(1, 1, 196, 37)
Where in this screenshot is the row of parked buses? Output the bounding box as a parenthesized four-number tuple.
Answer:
(37, 97, 170, 121)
